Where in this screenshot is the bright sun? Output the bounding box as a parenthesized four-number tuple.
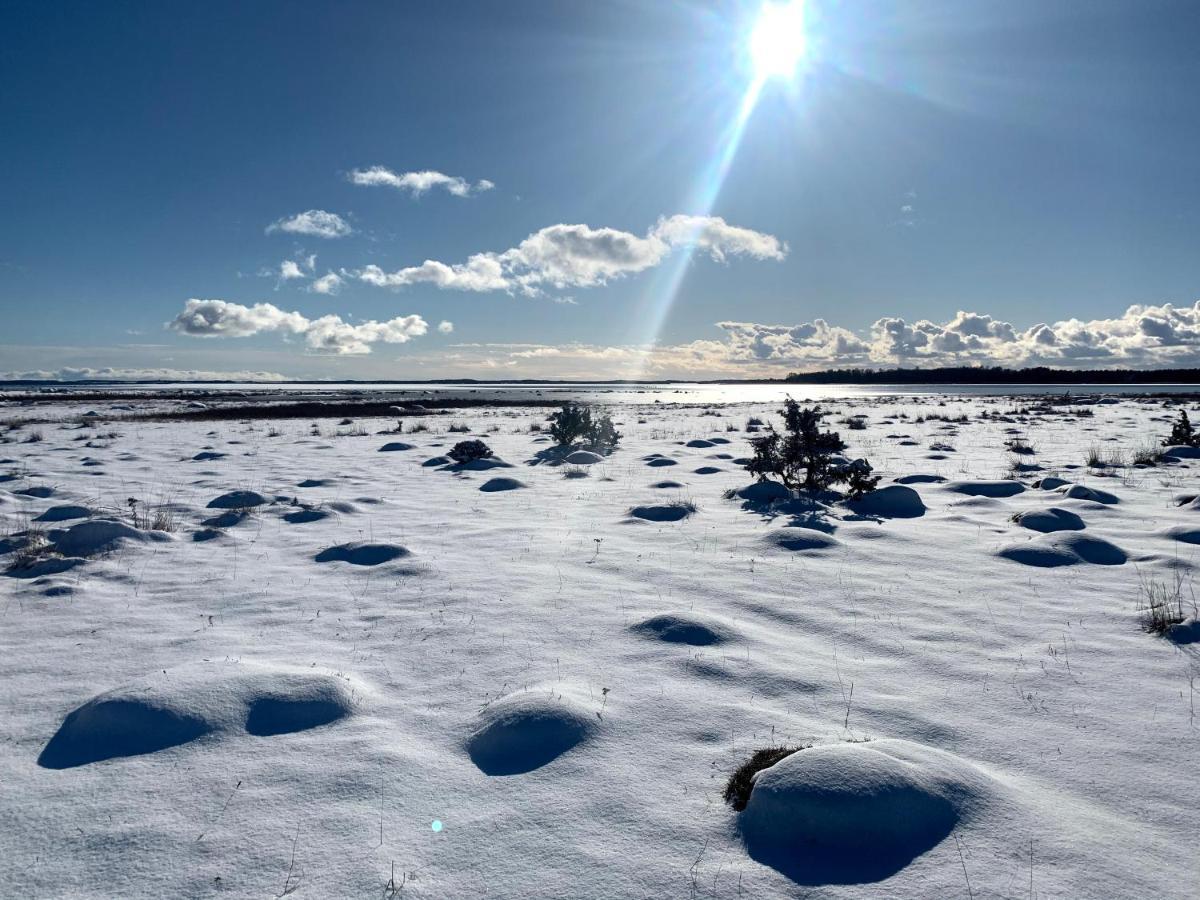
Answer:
(748, 1, 808, 79)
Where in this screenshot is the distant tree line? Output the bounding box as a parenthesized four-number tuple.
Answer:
(782, 366, 1200, 385)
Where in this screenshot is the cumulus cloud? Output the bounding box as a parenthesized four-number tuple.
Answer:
(351, 214, 786, 296)
(348, 166, 495, 198)
(438, 320, 454, 334)
(310, 272, 343, 295)
(266, 209, 353, 239)
(167, 298, 428, 355)
(434, 301, 1200, 379)
(1, 366, 288, 382)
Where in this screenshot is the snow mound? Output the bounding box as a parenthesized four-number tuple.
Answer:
(651, 480, 684, 489)
(740, 740, 995, 885)
(630, 612, 733, 646)
(693, 466, 723, 475)
(1162, 444, 1200, 460)
(378, 442, 414, 452)
(34, 504, 91, 522)
(38, 696, 213, 769)
(244, 681, 355, 736)
(202, 509, 252, 528)
(763, 528, 839, 552)
(1167, 617, 1200, 644)
(15, 485, 55, 498)
(480, 477, 526, 492)
(846, 485, 925, 518)
(686, 439, 715, 448)
(998, 533, 1127, 567)
(297, 478, 333, 487)
(1058, 484, 1119, 504)
(206, 490, 269, 509)
(38, 663, 362, 768)
(52, 519, 166, 556)
(945, 480, 1025, 498)
(735, 481, 791, 503)
(1013, 507, 1086, 533)
(453, 457, 512, 471)
(894, 474, 945, 484)
(1035, 476, 1071, 490)
(564, 450, 604, 465)
(466, 689, 598, 776)
(315, 542, 410, 566)
(283, 508, 331, 524)
(646, 457, 678, 468)
(629, 504, 695, 522)
(422, 455, 451, 467)
(6, 557, 86, 579)
(192, 451, 227, 461)
(1160, 525, 1200, 545)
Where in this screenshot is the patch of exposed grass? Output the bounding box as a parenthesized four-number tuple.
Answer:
(724, 746, 808, 811)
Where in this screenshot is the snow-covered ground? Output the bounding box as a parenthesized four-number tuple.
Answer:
(1, 393, 1198, 898)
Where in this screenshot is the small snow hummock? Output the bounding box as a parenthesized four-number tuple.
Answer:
(465, 688, 599, 776)
(629, 612, 734, 646)
(738, 740, 996, 884)
(314, 542, 410, 566)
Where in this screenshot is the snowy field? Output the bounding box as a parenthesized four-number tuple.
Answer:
(2, 392, 1199, 898)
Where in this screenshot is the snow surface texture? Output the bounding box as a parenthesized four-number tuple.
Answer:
(1, 392, 1198, 897)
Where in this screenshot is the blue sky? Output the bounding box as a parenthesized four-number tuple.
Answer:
(3, 0, 1200, 380)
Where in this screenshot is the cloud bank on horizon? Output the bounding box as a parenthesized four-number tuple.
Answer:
(8, 300, 1200, 382)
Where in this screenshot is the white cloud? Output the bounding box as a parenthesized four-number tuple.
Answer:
(351, 214, 786, 296)
(279, 260, 307, 280)
(167, 298, 428, 355)
(438, 320, 454, 334)
(426, 300, 1200, 379)
(0, 366, 289, 382)
(348, 166, 495, 198)
(266, 210, 353, 239)
(310, 272, 343, 295)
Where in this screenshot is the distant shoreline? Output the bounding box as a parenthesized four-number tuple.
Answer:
(6, 366, 1200, 389)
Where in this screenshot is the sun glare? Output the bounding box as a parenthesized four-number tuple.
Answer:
(748, 1, 807, 79)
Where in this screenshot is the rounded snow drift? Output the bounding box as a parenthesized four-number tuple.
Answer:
(646, 457, 678, 468)
(52, 519, 159, 557)
(998, 533, 1126, 567)
(245, 685, 354, 737)
(846, 485, 925, 519)
(893, 474, 945, 485)
(629, 504, 695, 522)
(283, 508, 331, 524)
(735, 481, 791, 503)
(945, 480, 1025, 498)
(1013, 507, 1085, 533)
(1161, 525, 1200, 545)
(378, 442, 415, 452)
(1057, 484, 1119, 505)
(564, 450, 604, 465)
(1035, 476, 1071, 490)
(739, 740, 993, 885)
(630, 612, 732, 646)
(479, 477, 526, 493)
(315, 542, 410, 566)
(206, 490, 269, 509)
(763, 528, 839, 552)
(466, 690, 597, 776)
(34, 505, 92, 523)
(38, 697, 213, 769)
